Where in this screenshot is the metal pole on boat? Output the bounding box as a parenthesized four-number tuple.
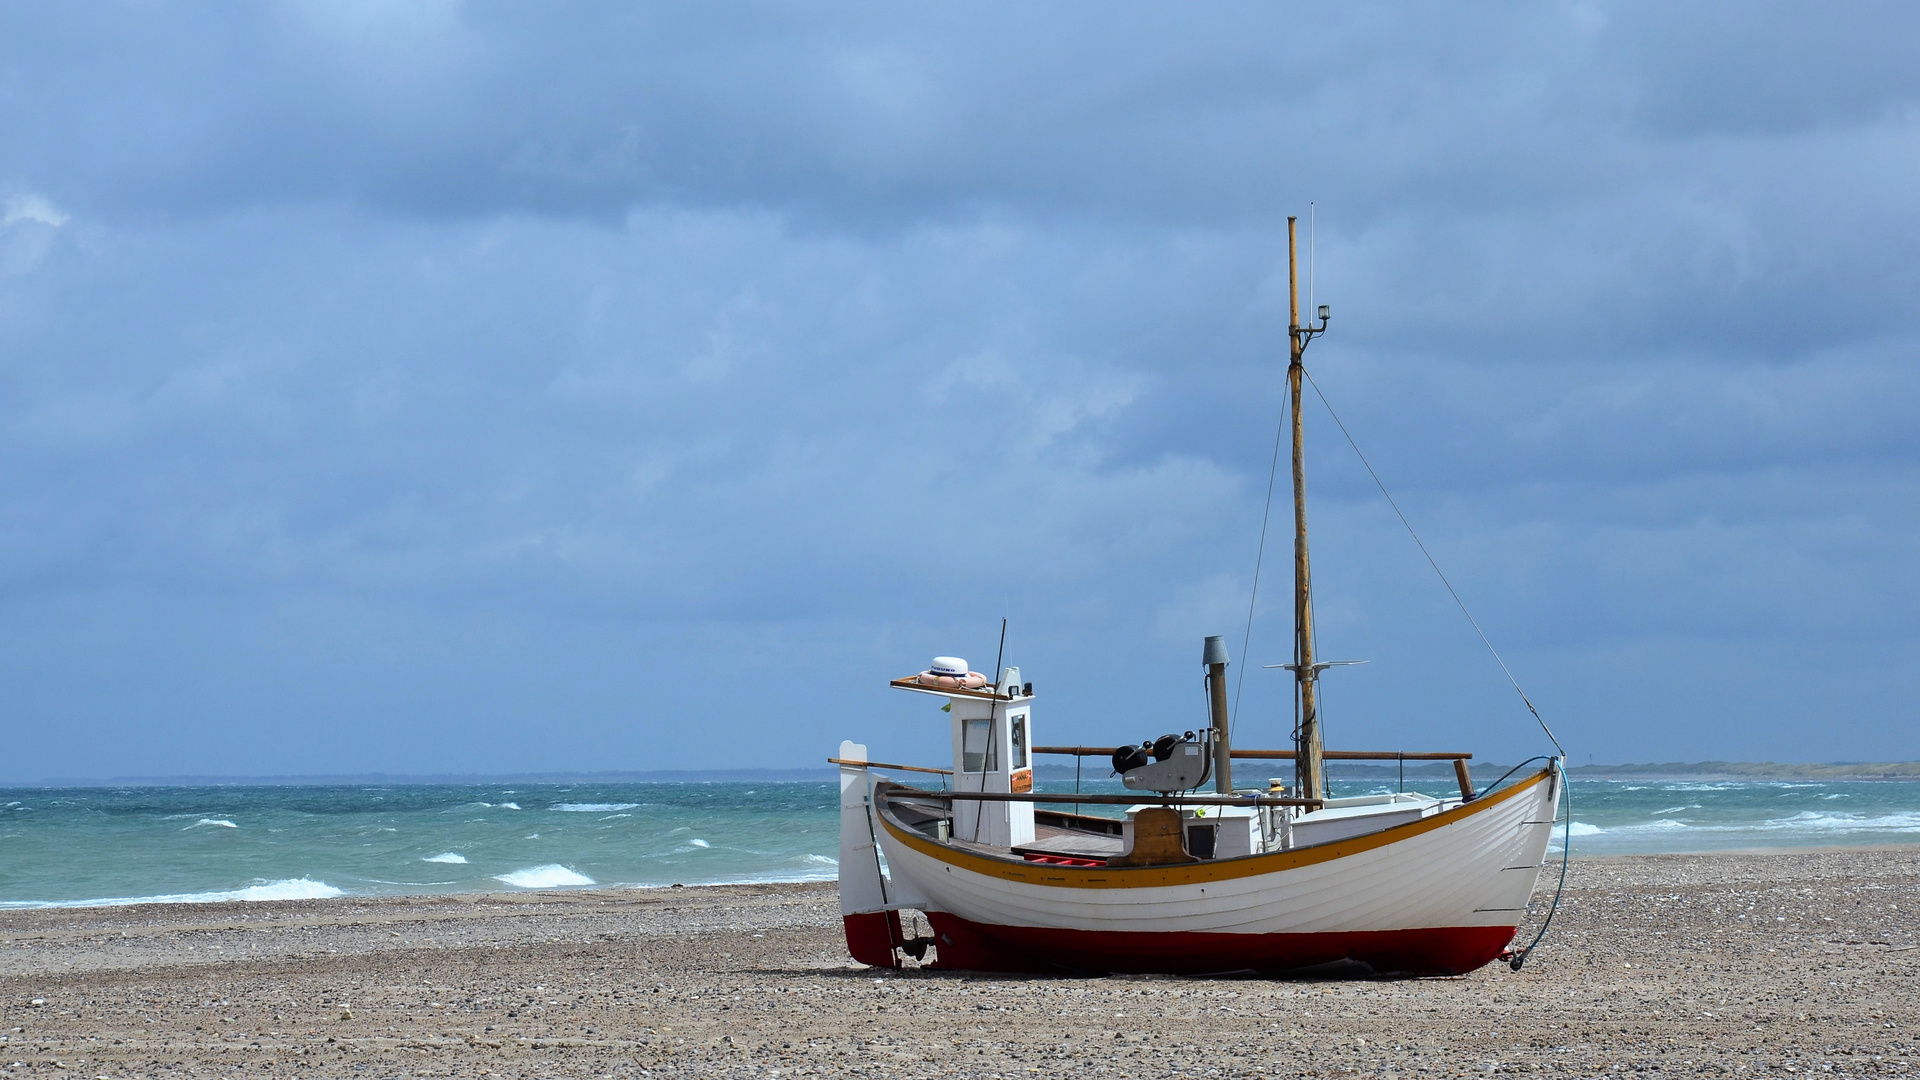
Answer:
(1205, 636, 1232, 793)
(1288, 216, 1327, 803)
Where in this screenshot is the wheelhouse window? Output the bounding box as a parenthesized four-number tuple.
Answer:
(1010, 713, 1028, 769)
(962, 718, 998, 773)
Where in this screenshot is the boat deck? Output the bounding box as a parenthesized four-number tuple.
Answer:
(1012, 825, 1126, 860)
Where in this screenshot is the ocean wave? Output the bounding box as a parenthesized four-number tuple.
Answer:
(422, 853, 468, 864)
(494, 865, 594, 889)
(1758, 810, 1920, 833)
(185, 819, 238, 830)
(689, 838, 711, 848)
(694, 858, 846, 886)
(551, 803, 640, 813)
(1626, 818, 1691, 832)
(1565, 822, 1603, 836)
(1653, 805, 1702, 815)
(1567, 809, 1920, 841)
(3, 877, 344, 909)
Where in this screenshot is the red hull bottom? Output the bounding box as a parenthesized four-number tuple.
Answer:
(843, 912, 905, 968)
(924, 912, 1515, 977)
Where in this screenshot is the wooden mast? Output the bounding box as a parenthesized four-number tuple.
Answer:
(1288, 216, 1327, 802)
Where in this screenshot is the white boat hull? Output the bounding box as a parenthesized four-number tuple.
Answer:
(867, 766, 1561, 975)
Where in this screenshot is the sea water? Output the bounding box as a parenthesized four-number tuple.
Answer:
(0, 783, 839, 909)
(1326, 775, 1920, 856)
(2, 777, 1916, 908)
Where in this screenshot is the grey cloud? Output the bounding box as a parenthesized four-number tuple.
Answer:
(0, 3, 1916, 777)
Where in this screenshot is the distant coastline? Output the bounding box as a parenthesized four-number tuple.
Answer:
(9, 759, 1920, 787)
(1563, 760, 1920, 782)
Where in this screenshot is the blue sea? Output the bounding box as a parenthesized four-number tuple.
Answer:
(2, 776, 1916, 908)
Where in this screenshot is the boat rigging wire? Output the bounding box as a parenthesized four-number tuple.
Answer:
(970, 618, 1009, 839)
(1301, 368, 1565, 757)
(1229, 383, 1290, 745)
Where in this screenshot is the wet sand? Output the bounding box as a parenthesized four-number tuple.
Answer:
(2, 847, 1916, 1077)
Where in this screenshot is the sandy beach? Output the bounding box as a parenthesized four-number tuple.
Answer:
(2, 848, 1915, 1077)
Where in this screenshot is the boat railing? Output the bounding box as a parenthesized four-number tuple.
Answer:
(877, 784, 1322, 809)
(1033, 746, 1470, 761)
(1033, 747, 1478, 800)
(833, 749, 1481, 801)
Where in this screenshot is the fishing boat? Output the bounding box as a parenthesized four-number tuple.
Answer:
(834, 217, 1567, 977)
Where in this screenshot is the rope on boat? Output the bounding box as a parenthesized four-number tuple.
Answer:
(1487, 756, 1572, 972)
(1300, 367, 1564, 758)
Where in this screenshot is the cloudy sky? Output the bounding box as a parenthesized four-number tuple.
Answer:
(3, 3, 1916, 781)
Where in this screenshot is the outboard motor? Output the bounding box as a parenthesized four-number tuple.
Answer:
(1118, 730, 1212, 794)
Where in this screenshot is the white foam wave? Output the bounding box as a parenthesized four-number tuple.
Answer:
(1565, 821, 1603, 836)
(185, 818, 238, 830)
(1560, 809, 1920, 846)
(1758, 810, 1920, 833)
(423, 853, 468, 864)
(551, 803, 640, 813)
(689, 838, 710, 849)
(494, 864, 594, 889)
(6, 877, 344, 909)
(1613, 818, 1691, 833)
(1657, 783, 1736, 792)
(1653, 805, 1702, 815)
(499, 802, 521, 810)
(802, 854, 838, 866)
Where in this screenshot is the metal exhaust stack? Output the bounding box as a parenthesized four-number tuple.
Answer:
(1203, 635, 1232, 793)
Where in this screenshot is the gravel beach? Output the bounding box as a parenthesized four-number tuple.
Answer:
(2, 847, 1915, 1077)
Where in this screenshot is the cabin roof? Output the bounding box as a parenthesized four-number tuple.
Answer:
(888, 676, 1029, 702)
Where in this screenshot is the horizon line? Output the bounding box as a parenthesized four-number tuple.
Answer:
(7, 758, 1920, 788)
